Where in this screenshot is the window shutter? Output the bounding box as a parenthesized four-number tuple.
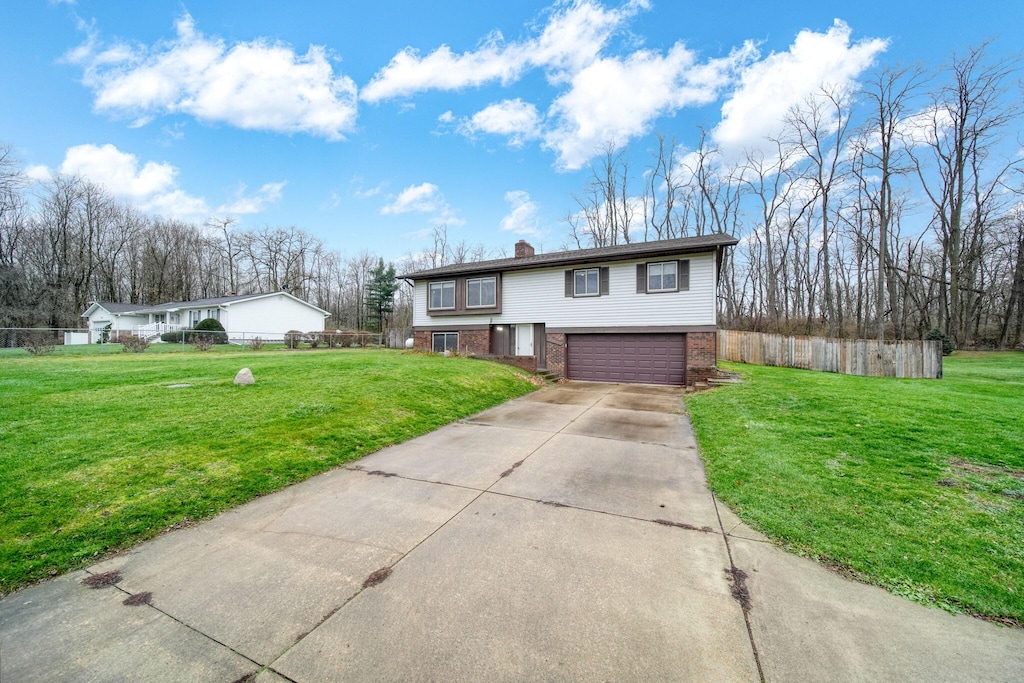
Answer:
(599, 267, 610, 295)
(679, 259, 690, 291)
(636, 263, 647, 293)
(565, 270, 574, 297)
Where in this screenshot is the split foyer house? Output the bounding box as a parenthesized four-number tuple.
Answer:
(400, 234, 738, 386)
(82, 291, 329, 342)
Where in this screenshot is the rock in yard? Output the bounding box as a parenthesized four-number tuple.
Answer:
(234, 368, 255, 385)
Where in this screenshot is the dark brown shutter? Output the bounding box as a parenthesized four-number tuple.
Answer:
(679, 260, 690, 291)
(599, 267, 610, 295)
(565, 270, 574, 297)
(636, 263, 647, 293)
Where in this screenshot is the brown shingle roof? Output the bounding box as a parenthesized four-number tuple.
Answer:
(398, 233, 738, 280)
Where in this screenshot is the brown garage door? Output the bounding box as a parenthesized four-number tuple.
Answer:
(566, 333, 686, 385)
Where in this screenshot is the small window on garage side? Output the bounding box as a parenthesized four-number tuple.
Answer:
(428, 281, 455, 310)
(432, 332, 459, 353)
(648, 262, 678, 292)
(574, 268, 600, 296)
(466, 277, 496, 308)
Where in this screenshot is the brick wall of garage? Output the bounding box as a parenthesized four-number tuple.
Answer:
(687, 331, 717, 384)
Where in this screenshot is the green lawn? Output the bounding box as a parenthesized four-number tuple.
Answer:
(0, 349, 536, 595)
(687, 352, 1024, 624)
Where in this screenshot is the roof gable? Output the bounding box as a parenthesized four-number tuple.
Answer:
(81, 301, 150, 317)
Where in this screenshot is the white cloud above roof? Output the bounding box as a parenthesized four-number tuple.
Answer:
(381, 182, 443, 214)
(713, 20, 888, 153)
(544, 42, 756, 170)
(54, 142, 210, 218)
(361, 0, 643, 102)
(499, 190, 542, 235)
(66, 13, 358, 140)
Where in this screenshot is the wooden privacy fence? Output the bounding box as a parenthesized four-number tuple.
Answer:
(717, 330, 943, 379)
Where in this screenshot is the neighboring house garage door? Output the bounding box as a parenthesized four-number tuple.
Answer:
(566, 333, 686, 385)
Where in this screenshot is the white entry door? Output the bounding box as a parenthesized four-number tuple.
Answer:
(515, 323, 534, 356)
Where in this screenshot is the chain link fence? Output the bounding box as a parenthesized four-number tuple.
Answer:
(0, 328, 385, 354)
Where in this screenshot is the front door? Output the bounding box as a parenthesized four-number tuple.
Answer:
(515, 323, 534, 356)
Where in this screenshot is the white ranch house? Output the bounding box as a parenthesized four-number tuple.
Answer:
(82, 291, 329, 343)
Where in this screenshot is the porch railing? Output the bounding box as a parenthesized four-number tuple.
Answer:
(134, 322, 184, 340)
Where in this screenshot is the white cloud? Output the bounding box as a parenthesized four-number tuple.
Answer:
(46, 143, 281, 220)
(216, 181, 287, 214)
(24, 165, 54, 182)
(714, 20, 888, 152)
(67, 13, 358, 140)
(363, 0, 776, 170)
(459, 99, 542, 146)
(361, 0, 643, 102)
(353, 182, 385, 199)
(499, 190, 542, 235)
(895, 106, 952, 148)
(380, 182, 464, 225)
(381, 182, 444, 214)
(57, 143, 210, 218)
(60, 143, 179, 199)
(544, 42, 755, 170)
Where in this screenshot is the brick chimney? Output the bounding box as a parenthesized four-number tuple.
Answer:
(515, 239, 535, 258)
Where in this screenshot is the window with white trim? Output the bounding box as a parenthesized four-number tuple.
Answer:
(432, 332, 459, 353)
(647, 261, 678, 292)
(574, 268, 600, 296)
(428, 281, 456, 310)
(466, 277, 496, 308)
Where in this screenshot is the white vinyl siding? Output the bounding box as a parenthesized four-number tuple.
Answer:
(412, 251, 716, 328)
(219, 295, 327, 337)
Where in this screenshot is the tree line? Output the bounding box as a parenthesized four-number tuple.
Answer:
(564, 45, 1024, 349)
(0, 159, 402, 333)
(0, 144, 498, 337)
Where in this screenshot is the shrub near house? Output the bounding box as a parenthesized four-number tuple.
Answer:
(160, 318, 228, 344)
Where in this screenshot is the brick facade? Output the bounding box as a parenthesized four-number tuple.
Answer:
(545, 333, 567, 377)
(686, 331, 718, 384)
(412, 328, 488, 355)
(412, 330, 431, 351)
(478, 355, 538, 373)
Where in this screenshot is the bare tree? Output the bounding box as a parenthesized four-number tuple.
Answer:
(785, 85, 854, 335)
(853, 66, 925, 340)
(909, 44, 1022, 344)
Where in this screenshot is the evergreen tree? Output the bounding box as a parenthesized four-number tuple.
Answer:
(364, 258, 398, 334)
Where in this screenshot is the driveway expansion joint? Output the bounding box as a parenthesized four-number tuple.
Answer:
(709, 494, 767, 683)
(79, 567, 268, 673)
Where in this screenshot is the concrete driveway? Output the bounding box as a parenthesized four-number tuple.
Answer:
(1, 382, 1022, 682)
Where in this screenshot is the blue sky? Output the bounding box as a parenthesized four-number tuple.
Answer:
(2, 0, 1021, 261)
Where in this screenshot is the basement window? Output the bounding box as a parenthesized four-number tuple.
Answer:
(432, 332, 459, 353)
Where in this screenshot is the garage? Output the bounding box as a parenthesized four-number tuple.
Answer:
(566, 333, 686, 385)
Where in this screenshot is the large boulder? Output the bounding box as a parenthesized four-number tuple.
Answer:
(234, 368, 255, 385)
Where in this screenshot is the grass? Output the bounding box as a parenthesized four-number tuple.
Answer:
(687, 352, 1024, 624)
(0, 348, 537, 595)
